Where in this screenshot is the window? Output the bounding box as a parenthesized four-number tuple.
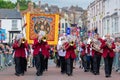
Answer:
(114, 17, 118, 33)
(107, 19, 110, 33)
(62, 23, 64, 28)
(12, 20, 17, 30)
(65, 23, 68, 27)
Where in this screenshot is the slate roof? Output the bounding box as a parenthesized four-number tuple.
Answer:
(0, 9, 22, 19)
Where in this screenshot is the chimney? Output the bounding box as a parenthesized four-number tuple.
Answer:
(38, 1, 41, 8)
(28, 2, 34, 10)
(16, 2, 20, 12)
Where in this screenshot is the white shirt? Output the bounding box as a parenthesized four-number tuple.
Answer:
(57, 44, 66, 57)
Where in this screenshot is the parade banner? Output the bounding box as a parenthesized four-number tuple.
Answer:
(25, 13, 59, 45)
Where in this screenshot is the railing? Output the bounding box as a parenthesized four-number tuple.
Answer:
(0, 51, 13, 71)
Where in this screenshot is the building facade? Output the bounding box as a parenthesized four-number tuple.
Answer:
(0, 9, 22, 43)
(102, 0, 120, 37)
(59, 13, 70, 34)
(87, 0, 104, 36)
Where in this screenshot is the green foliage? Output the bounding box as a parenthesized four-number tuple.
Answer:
(0, 0, 15, 9)
(16, 0, 36, 11)
(0, 0, 36, 11)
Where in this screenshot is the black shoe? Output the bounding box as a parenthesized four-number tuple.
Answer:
(105, 74, 110, 78)
(90, 70, 93, 73)
(73, 67, 75, 69)
(93, 72, 97, 75)
(105, 75, 109, 78)
(96, 73, 100, 75)
(21, 73, 24, 76)
(36, 73, 40, 76)
(68, 73, 72, 76)
(36, 72, 43, 76)
(84, 69, 88, 72)
(15, 73, 20, 76)
(61, 71, 65, 74)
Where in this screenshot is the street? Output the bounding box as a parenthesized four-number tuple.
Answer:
(0, 60, 120, 80)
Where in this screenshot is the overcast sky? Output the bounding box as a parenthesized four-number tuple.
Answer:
(11, 0, 94, 9)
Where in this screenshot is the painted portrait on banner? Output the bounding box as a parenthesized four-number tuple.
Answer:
(25, 13, 59, 45)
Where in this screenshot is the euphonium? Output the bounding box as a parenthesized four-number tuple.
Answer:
(21, 38, 26, 43)
(91, 38, 103, 53)
(105, 39, 113, 49)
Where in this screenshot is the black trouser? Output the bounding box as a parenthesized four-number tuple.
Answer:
(66, 58, 73, 75)
(44, 58, 48, 70)
(87, 56, 93, 72)
(57, 58, 60, 67)
(60, 56, 66, 73)
(22, 58, 27, 72)
(34, 53, 44, 75)
(14, 57, 26, 74)
(81, 55, 87, 71)
(56, 55, 60, 67)
(93, 53, 101, 74)
(32, 57, 35, 67)
(104, 55, 113, 76)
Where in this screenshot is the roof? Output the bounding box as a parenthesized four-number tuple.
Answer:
(0, 9, 22, 19)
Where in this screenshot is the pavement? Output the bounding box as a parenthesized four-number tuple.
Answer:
(0, 60, 120, 80)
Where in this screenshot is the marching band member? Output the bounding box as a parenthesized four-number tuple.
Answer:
(57, 36, 66, 74)
(80, 38, 88, 72)
(64, 35, 76, 76)
(91, 33, 104, 75)
(102, 34, 115, 78)
(12, 33, 28, 76)
(41, 35, 50, 71)
(32, 30, 49, 76)
(86, 38, 93, 72)
(88, 41, 94, 73)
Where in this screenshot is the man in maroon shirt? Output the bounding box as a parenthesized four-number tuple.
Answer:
(32, 31, 49, 76)
(12, 34, 28, 76)
(65, 35, 76, 76)
(91, 33, 104, 75)
(102, 34, 115, 78)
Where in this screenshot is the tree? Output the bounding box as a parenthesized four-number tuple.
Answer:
(0, 0, 36, 11)
(16, 0, 36, 11)
(0, 0, 15, 9)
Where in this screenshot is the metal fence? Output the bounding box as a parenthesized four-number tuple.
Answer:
(0, 52, 13, 71)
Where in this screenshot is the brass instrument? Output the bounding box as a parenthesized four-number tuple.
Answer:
(105, 39, 113, 49)
(91, 38, 103, 53)
(42, 36, 47, 42)
(21, 38, 26, 43)
(70, 41, 74, 46)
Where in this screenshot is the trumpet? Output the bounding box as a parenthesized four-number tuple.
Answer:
(42, 36, 47, 42)
(70, 41, 74, 46)
(21, 38, 26, 43)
